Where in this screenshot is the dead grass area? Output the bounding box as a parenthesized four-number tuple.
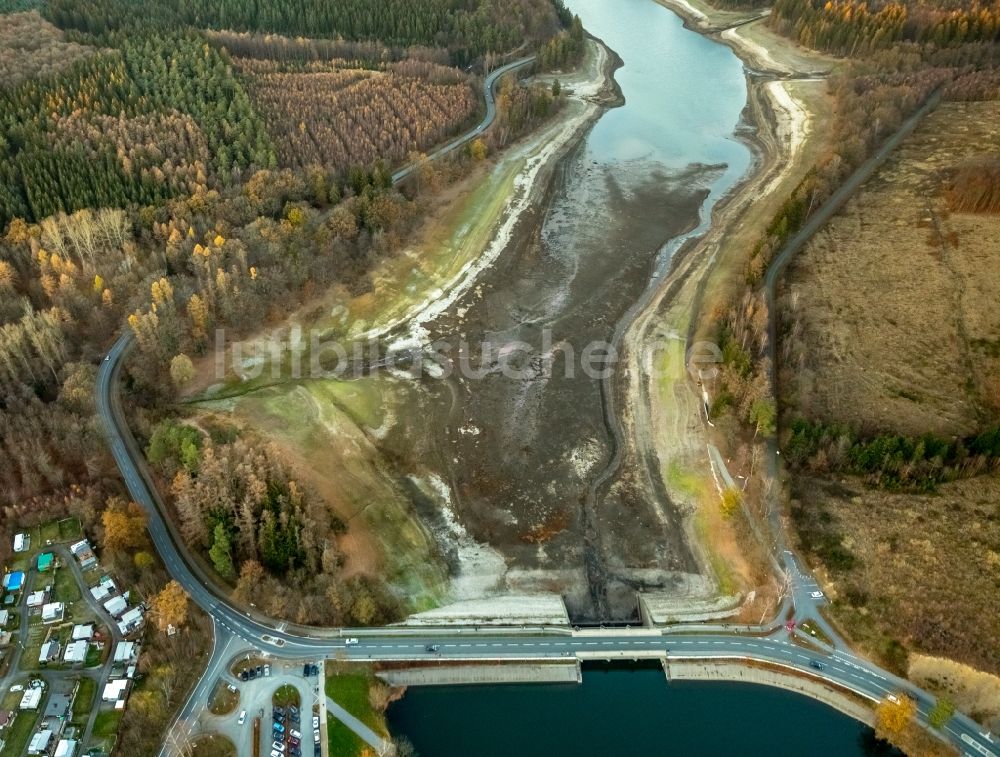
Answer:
(780, 101, 1000, 437)
(791, 474, 1000, 684)
(0, 12, 98, 87)
(910, 653, 1000, 730)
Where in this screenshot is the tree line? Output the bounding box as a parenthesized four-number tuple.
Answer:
(44, 0, 565, 65)
(783, 418, 1000, 490)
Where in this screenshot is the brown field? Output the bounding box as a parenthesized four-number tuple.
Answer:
(0, 11, 98, 88)
(779, 101, 1000, 437)
(792, 474, 1000, 684)
(238, 57, 478, 172)
(781, 101, 1000, 720)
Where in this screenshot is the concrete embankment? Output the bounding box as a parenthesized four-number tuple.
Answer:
(377, 661, 582, 687)
(665, 659, 874, 726)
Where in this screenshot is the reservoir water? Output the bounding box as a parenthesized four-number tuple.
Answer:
(388, 664, 896, 756)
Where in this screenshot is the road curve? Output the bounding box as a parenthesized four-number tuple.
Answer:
(96, 72, 996, 756)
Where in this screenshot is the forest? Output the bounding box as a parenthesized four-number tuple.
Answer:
(0, 6, 576, 750)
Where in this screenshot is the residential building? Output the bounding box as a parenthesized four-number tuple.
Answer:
(0, 709, 14, 729)
(55, 739, 78, 757)
(28, 729, 53, 755)
(13, 533, 29, 553)
(63, 640, 88, 664)
(69, 540, 96, 570)
(36, 553, 54, 572)
(3, 571, 25, 592)
(101, 679, 129, 705)
(19, 688, 42, 710)
(26, 590, 47, 609)
(0, 609, 9, 626)
(38, 640, 60, 664)
(112, 641, 137, 665)
(103, 595, 127, 618)
(90, 583, 111, 602)
(117, 606, 144, 635)
(71, 624, 93, 641)
(41, 602, 64, 624)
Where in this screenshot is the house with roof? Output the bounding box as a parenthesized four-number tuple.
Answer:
(112, 641, 138, 665)
(0, 609, 9, 627)
(55, 739, 78, 757)
(13, 533, 29, 553)
(103, 595, 127, 618)
(27, 589, 47, 609)
(3, 571, 25, 593)
(36, 553, 54, 573)
(41, 602, 64, 624)
(0, 709, 14, 730)
(117, 606, 144, 636)
(20, 687, 43, 710)
(28, 728, 53, 755)
(69, 540, 96, 570)
(38, 640, 60, 664)
(63, 640, 88, 665)
(102, 679, 129, 707)
(71, 624, 93, 641)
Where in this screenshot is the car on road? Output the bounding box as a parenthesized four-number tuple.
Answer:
(809, 590, 824, 599)
(809, 660, 825, 670)
(237, 710, 247, 725)
(344, 638, 359, 645)
(425, 644, 440, 653)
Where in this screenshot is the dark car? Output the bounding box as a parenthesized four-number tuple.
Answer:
(303, 663, 311, 676)
(425, 644, 440, 653)
(255, 665, 263, 677)
(809, 660, 825, 670)
(289, 737, 301, 748)
(274, 707, 285, 717)
(239, 670, 248, 681)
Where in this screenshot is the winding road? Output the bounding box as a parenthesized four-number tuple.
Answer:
(94, 63, 998, 757)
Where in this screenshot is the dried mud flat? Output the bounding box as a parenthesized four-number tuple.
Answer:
(779, 101, 1000, 437)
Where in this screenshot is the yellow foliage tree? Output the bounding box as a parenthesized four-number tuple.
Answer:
(470, 137, 488, 161)
(152, 579, 189, 632)
(170, 353, 195, 387)
(720, 487, 742, 519)
(875, 695, 916, 743)
(102, 499, 148, 552)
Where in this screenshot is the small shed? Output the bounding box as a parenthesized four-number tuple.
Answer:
(13, 533, 29, 553)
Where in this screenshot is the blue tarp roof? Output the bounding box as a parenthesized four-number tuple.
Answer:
(3, 571, 25, 591)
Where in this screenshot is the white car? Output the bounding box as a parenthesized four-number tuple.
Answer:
(237, 710, 247, 725)
(345, 638, 359, 646)
(271, 740, 285, 752)
(270, 751, 282, 757)
(809, 590, 824, 599)
(290, 729, 302, 740)
(312, 716, 320, 730)
(9, 685, 24, 692)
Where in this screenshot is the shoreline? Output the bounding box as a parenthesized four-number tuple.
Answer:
(621, 0, 828, 614)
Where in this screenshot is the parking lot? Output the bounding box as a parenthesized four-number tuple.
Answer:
(206, 658, 323, 757)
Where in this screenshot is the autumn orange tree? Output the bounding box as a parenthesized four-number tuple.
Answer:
(152, 579, 189, 632)
(101, 498, 148, 553)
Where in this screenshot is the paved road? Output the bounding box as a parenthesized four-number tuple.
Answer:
(390, 56, 535, 183)
(94, 72, 999, 756)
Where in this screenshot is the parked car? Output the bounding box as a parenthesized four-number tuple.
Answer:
(271, 740, 285, 752)
(264, 664, 271, 677)
(290, 729, 301, 740)
(255, 665, 263, 677)
(239, 670, 248, 681)
(312, 716, 320, 730)
(270, 751, 282, 757)
(289, 737, 301, 748)
(237, 710, 247, 725)
(310, 664, 319, 676)
(273, 721, 285, 733)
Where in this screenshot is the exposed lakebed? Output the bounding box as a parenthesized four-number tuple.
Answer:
(381, 0, 753, 619)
